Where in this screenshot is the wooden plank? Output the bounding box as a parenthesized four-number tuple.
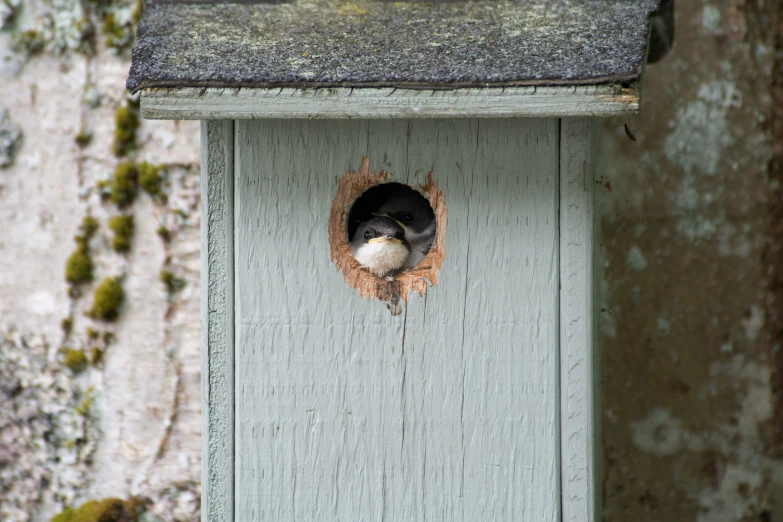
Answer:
(559, 118, 601, 522)
(141, 86, 639, 120)
(233, 119, 560, 520)
(201, 120, 235, 522)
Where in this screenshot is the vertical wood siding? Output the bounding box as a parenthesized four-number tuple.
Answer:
(232, 119, 561, 521)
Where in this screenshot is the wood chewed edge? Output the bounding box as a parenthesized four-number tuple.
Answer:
(328, 156, 447, 302)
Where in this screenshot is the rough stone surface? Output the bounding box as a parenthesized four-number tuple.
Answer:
(127, 0, 658, 92)
(597, 1, 783, 520)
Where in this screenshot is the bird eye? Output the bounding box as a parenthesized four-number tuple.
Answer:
(364, 230, 373, 240)
(403, 213, 413, 223)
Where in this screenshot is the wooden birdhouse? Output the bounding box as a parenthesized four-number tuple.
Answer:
(127, 1, 672, 520)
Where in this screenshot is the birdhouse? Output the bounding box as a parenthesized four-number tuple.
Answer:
(127, 1, 671, 520)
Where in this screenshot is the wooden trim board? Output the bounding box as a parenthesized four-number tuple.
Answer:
(559, 118, 600, 522)
(143, 85, 639, 120)
(201, 120, 235, 522)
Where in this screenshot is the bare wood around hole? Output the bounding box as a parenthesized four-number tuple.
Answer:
(328, 156, 447, 303)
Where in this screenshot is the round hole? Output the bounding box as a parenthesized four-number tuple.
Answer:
(328, 157, 447, 312)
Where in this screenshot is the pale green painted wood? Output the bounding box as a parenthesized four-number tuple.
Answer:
(200, 121, 234, 522)
(141, 86, 640, 120)
(233, 119, 561, 521)
(559, 118, 600, 522)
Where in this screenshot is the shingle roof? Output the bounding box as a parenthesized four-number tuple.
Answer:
(127, 0, 661, 93)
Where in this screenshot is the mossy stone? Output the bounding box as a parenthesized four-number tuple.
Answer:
(50, 497, 141, 522)
(78, 215, 100, 243)
(110, 162, 138, 208)
(108, 214, 134, 253)
(65, 247, 93, 284)
(132, 0, 144, 24)
(63, 348, 88, 373)
(112, 106, 139, 158)
(12, 30, 46, 55)
(89, 277, 124, 321)
(138, 162, 162, 196)
(61, 318, 73, 335)
(160, 271, 186, 293)
(103, 13, 133, 53)
(156, 226, 171, 242)
(75, 127, 93, 148)
(90, 346, 104, 366)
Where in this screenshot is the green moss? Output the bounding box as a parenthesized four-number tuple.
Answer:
(138, 162, 162, 196)
(90, 346, 104, 366)
(63, 349, 88, 373)
(156, 226, 171, 242)
(103, 331, 115, 345)
(61, 318, 73, 335)
(75, 127, 93, 148)
(12, 30, 46, 56)
(110, 162, 138, 207)
(50, 497, 142, 522)
(112, 106, 139, 158)
(52, 507, 75, 522)
(1, 0, 20, 26)
(75, 17, 96, 55)
(86, 328, 99, 341)
(160, 271, 186, 293)
(108, 214, 134, 253)
(132, 0, 144, 24)
(103, 13, 133, 53)
(96, 180, 110, 201)
(65, 247, 94, 285)
(88, 277, 124, 321)
(79, 215, 100, 242)
(75, 386, 95, 415)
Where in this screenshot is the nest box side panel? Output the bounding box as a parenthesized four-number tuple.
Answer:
(201, 120, 235, 522)
(234, 119, 560, 521)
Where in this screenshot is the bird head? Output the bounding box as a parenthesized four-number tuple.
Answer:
(349, 216, 410, 277)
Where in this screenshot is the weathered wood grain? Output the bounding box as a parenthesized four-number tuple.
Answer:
(142, 86, 639, 120)
(201, 120, 234, 522)
(233, 119, 560, 521)
(559, 118, 600, 522)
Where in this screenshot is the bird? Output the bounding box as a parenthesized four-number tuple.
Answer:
(372, 189, 436, 269)
(350, 216, 410, 278)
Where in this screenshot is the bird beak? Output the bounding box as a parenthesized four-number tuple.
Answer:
(372, 212, 405, 228)
(368, 235, 403, 245)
